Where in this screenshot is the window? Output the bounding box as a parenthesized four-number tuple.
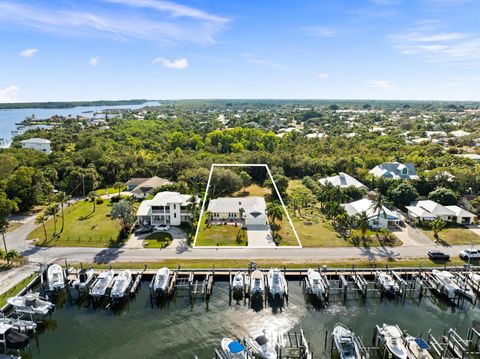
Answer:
(174, 213, 177, 218)
(402, 168, 408, 175)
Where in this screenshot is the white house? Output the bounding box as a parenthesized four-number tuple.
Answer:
(136, 191, 193, 226)
(207, 196, 268, 227)
(369, 162, 419, 180)
(319, 172, 368, 190)
(20, 138, 51, 154)
(405, 200, 453, 222)
(342, 198, 401, 229)
(445, 205, 477, 225)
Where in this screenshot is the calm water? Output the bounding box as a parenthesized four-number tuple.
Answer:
(19, 280, 479, 359)
(0, 101, 160, 144)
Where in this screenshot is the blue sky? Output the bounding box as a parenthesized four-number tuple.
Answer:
(0, 0, 479, 102)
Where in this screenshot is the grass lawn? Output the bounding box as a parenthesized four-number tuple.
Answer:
(0, 274, 37, 308)
(28, 199, 125, 248)
(233, 184, 270, 198)
(143, 232, 173, 248)
(196, 213, 247, 246)
(82, 257, 468, 270)
(96, 185, 125, 196)
(422, 224, 480, 245)
(275, 215, 301, 246)
(287, 179, 309, 195)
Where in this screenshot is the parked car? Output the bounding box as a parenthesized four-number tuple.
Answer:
(428, 250, 450, 261)
(154, 224, 170, 231)
(459, 248, 480, 260)
(135, 226, 153, 235)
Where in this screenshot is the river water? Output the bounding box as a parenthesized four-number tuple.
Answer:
(0, 102, 160, 145)
(20, 280, 479, 359)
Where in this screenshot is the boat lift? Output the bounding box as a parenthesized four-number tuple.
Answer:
(427, 324, 480, 359)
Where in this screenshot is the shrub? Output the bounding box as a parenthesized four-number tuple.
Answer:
(96, 197, 104, 205)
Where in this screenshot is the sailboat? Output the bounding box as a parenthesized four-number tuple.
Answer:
(221, 338, 248, 358)
(332, 323, 361, 359)
(267, 268, 286, 298)
(376, 272, 400, 295)
(250, 270, 265, 296)
(151, 267, 170, 294)
(90, 269, 114, 299)
(378, 324, 408, 359)
(110, 270, 133, 300)
(247, 333, 277, 359)
(307, 268, 327, 298)
(47, 264, 65, 291)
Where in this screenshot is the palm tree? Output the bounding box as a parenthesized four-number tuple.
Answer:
(46, 204, 59, 236)
(35, 214, 49, 242)
(186, 195, 197, 221)
(239, 207, 245, 220)
(356, 211, 370, 239)
(371, 194, 386, 239)
(88, 191, 98, 213)
(114, 182, 124, 197)
(56, 191, 71, 233)
(5, 249, 19, 263)
(266, 202, 283, 239)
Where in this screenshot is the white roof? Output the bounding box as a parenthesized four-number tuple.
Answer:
(450, 130, 471, 137)
(342, 198, 400, 220)
(150, 191, 191, 206)
(20, 137, 51, 144)
(445, 205, 476, 218)
(319, 172, 367, 189)
(405, 205, 436, 219)
(137, 200, 152, 216)
(207, 197, 266, 217)
(456, 153, 480, 161)
(408, 200, 454, 217)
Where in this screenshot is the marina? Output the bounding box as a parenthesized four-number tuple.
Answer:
(1, 264, 480, 358)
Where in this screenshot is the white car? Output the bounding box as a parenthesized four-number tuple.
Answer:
(154, 224, 170, 231)
(459, 248, 480, 260)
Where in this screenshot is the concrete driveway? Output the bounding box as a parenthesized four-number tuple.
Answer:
(390, 223, 432, 247)
(124, 227, 189, 253)
(246, 225, 276, 247)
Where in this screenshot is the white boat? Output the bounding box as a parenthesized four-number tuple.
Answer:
(72, 268, 95, 290)
(47, 264, 65, 291)
(110, 270, 133, 299)
(233, 272, 245, 289)
(432, 270, 475, 302)
(307, 268, 327, 298)
(332, 323, 361, 359)
(90, 269, 114, 298)
(250, 270, 265, 296)
(221, 338, 247, 358)
(376, 272, 400, 294)
(405, 336, 433, 359)
(378, 324, 408, 359)
(248, 333, 277, 359)
(151, 267, 170, 294)
(468, 272, 480, 286)
(267, 268, 286, 297)
(7, 293, 54, 316)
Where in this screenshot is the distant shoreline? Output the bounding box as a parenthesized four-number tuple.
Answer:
(0, 99, 150, 110)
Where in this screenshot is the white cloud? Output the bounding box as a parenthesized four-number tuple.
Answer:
(89, 56, 100, 66)
(0, 85, 19, 103)
(19, 48, 38, 58)
(152, 57, 188, 69)
(367, 80, 395, 89)
(0, 1, 228, 44)
(241, 53, 289, 70)
(302, 26, 336, 37)
(317, 73, 330, 79)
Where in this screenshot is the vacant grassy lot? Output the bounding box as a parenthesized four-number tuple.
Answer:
(195, 213, 247, 246)
(143, 232, 173, 248)
(233, 184, 270, 198)
(28, 199, 125, 248)
(423, 224, 480, 245)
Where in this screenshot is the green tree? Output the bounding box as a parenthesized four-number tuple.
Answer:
(111, 200, 134, 234)
(88, 191, 98, 213)
(430, 218, 446, 239)
(56, 191, 71, 233)
(371, 194, 386, 239)
(239, 171, 252, 194)
(0, 193, 19, 256)
(428, 187, 459, 205)
(266, 174, 289, 198)
(35, 213, 49, 242)
(266, 202, 283, 241)
(45, 204, 59, 236)
(5, 250, 19, 263)
(210, 168, 243, 197)
(356, 211, 370, 239)
(4, 166, 36, 211)
(114, 182, 124, 197)
(389, 182, 418, 208)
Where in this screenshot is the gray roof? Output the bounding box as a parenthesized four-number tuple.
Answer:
(369, 162, 418, 180)
(319, 172, 367, 189)
(131, 176, 172, 194)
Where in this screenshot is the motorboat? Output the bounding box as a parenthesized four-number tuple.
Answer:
(267, 268, 286, 297)
(250, 270, 265, 296)
(72, 268, 95, 290)
(248, 333, 277, 359)
(376, 272, 400, 295)
(47, 264, 65, 291)
(150, 267, 170, 294)
(232, 272, 245, 292)
(405, 336, 433, 359)
(0, 315, 37, 333)
(0, 323, 29, 351)
(307, 268, 327, 298)
(221, 338, 247, 358)
(110, 270, 133, 300)
(468, 272, 480, 286)
(7, 293, 54, 316)
(332, 323, 361, 359)
(432, 270, 475, 302)
(378, 324, 408, 359)
(90, 269, 114, 298)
